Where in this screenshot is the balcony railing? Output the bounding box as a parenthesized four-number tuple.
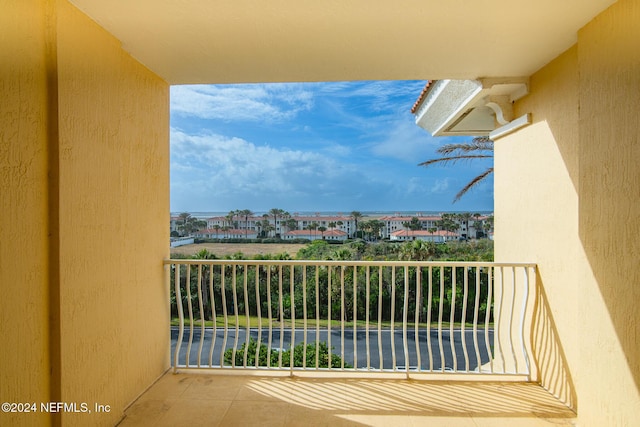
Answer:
(165, 260, 536, 379)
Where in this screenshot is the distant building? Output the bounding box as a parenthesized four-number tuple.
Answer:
(183, 212, 493, 240)
(170, 216, 181, 233)
(378, 214, 440, 238)
(390, 229, 459, 243)
(194, 228, 258, 239)
(283, 229, 348, 241)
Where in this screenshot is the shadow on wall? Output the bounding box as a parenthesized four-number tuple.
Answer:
(576, 0, 640, 397)
(531, 276, 577, 410)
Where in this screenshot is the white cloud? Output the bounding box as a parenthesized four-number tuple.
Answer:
(430, 178, 450, 193)
(170, 128, 393, 211)
(170, 84, 313, 122)
(369, 117, 441, 162)
(168, 81, 494, 212)
(319, 80, 427, 112)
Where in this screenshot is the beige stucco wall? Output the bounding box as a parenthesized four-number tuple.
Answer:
(496, 0, 640, 424)
(56, 1, 170, 425)
(1, 1, 170, 425)
(576, 0, 640, 423)
(0, 1, 51, 426)
(496, 45, 581, 408)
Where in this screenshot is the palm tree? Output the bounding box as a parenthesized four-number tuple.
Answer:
(177, 212, 193, 236)
(284, 218, 298, 232)
(225, 210, 237, 231)
(238, 209, 253, 239)
(437, 213, 458, 233)
(269, 208, 287, 238)
(176, 212, 206, 236)
(368, 219, 384, 241)
(403, 217, 421, 240)
(259, 215, 270, 237)
(419, 136, 493, 203)
(350, 211, 363, 239)
(360, 220, 372, 240)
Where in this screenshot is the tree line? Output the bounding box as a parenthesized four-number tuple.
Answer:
(170, 239, 494, 327)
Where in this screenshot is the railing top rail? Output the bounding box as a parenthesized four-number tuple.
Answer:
(164, 259, 536, 268)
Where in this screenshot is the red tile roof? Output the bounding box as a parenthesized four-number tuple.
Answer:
(391, 229, 458, 237)
(379, 215, 441, 221)
(285, 229, 347, 236)
(410, 80, 434, 114)
(197, 228, 256, 235)
(293, 215, 352, 221)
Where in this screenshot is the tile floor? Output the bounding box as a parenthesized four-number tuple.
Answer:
(118, 372, 576, 426)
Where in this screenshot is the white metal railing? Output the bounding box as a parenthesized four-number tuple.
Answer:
(165, 260, 536, 379)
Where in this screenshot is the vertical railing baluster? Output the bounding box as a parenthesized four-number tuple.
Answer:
(340, 265, 345, 370)
(231, 264, 240, 368)
(427, 266, 433, 372)
(231, 265, 239, 368)
(243, 266, 250, 368)
(365, 266, 371, 370)
(484, 266, 494, 373)
(353, 266, 358, 370)
(266, 265, 272, 368)
(220, 265, 228, 366)
(402, 266, 409, 376)
(525, 266, 536, 379)
(461, 266, 469, 372)
(391, 266, 397, 371)
(437, 266, 445, 372)
(278, 265, 284, 368)
(315, 266, 320, 369)
(302, 265, 308, 369)
(377, 266, 383, 371)
(415, 267, 422, 372)
(255, 264, 262, 368)
(185, 264, 194, 368)
(449, 266, 457, 372)
(472, 266, 482, 373)
(208, 263, 217, 368)
(520, 266, 531, 376)
(327, 266, 332, 369)
(496, 266, 506, 373)
(173, 263, 183, 371)
(290, 265, 295, 373)
(509, 266, 518, 373)
(196, 264, 205, 367)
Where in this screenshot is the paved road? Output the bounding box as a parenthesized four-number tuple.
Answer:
(171, 326, 494, 371)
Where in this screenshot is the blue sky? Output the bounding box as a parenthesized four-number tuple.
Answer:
(170, 81, 493, 213)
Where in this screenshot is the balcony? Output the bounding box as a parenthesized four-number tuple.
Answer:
(118, 259, 575, 426)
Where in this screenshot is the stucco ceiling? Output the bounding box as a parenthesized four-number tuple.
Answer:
(69, 0, 616, 85)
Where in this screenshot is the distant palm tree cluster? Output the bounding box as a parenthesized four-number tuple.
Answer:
(174, 212, 207, 236)
(173, 209, 493, 243)
(173, 209, 366, 239)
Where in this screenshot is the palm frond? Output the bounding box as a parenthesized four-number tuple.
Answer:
(453, 167, 494, 203)
(436, 139, 494, 156)
(418, 136, 494, 203)
(419, 154, 493, 167)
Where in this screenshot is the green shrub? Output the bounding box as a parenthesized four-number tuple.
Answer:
(223, 338, 350, 368)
